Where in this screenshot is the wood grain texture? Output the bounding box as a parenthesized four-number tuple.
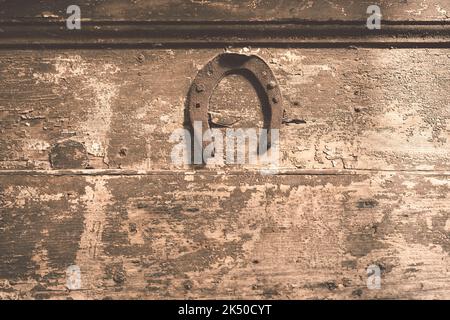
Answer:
(0, 172, 448, 299)
(0, 0, 449, 301)
(2, 23, 448, 48)
(0, 49, 449, 171)
(1, 1, 449, 48)
(0, 0, 449, 22)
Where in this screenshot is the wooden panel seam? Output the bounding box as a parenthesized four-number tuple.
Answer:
(1, 23, 450, 48)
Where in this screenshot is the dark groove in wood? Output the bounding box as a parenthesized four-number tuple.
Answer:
(1, 23, 449, 49)
(1, 20, 449, 26)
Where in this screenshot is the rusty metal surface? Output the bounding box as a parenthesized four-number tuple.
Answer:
(188, 53, 283, 162)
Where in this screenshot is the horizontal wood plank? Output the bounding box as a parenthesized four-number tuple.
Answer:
(0, 49, 449, 171)
(0, 172, 448, 299)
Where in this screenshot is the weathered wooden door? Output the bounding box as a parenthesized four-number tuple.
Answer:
(0, 1, 449, 299)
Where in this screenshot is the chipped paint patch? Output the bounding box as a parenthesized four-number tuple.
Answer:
(31, 246, 50, 279)
(74, 177, 112, 294)
(445, 220, 450, 232)
(2, 186, 64, 208)
(424, 177, 450, 187)
(32, 55, 120, 162)
(82, 78, 118, 159)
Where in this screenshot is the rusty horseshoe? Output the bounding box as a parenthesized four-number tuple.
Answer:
(187, 53, 283, 162)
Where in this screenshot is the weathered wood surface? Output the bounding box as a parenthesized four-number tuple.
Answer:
(0, 49, 449, 171)
(0, 0, 449, 22)
(2, 1, 449, 48)
(0, 172, 449, 299)
(0, 0, 449, 301)
(3, 23, 449, 48)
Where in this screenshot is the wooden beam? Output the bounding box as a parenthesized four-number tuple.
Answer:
(0, 22, 449, 48)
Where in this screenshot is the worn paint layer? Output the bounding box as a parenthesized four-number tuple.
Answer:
(0, 173, 449, 299)
(0, 49, 449, 171)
